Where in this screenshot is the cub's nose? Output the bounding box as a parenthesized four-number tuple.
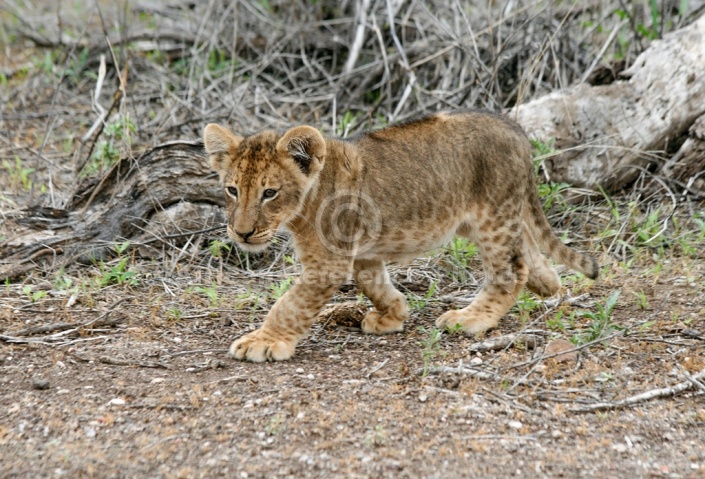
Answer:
(235, 229, 255, 242)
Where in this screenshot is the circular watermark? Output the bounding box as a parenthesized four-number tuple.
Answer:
(314, 189, 382, 257)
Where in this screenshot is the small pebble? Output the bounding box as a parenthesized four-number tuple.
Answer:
(295, 367, 304, 373)
(612, 443, 628, 453)
(508, 420, 523, 430)
(32, 377, 50, 390)
(545, 339, 578, 364)
(66, 294, 77, 308)
(469, 357, 483, 366)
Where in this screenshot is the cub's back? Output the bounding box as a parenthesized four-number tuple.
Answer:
(346, 110, 533, 207)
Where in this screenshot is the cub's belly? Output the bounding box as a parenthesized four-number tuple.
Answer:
(358, 219, 461, 263)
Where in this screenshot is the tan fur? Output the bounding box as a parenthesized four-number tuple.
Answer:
(203, 111, 598, 362)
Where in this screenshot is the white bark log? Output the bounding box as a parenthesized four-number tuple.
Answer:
(512, 13, 705, 191)
(660, 113, 705, 196)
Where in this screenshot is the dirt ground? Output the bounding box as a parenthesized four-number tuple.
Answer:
(1, 257, 704, 478)
(2, 1, 705, 478)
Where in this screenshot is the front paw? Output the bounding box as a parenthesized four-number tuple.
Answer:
(229, 330, 296, 362)
(361, 310, 405, 334)
(435, 310, 497, 335)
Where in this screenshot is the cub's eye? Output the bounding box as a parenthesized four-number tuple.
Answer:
(226, 186, 238, 197)
(262, 189, 278, 200)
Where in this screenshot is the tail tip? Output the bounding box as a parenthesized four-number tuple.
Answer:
(586, 256, 599, 280)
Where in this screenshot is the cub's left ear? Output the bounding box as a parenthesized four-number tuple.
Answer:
(276, 126, 326, 176)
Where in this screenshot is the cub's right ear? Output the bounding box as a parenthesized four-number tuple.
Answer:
(276, 125, 326, 176)
(203, 124, 243, 172)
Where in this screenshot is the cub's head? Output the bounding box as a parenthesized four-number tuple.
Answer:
(203, 123, 326, 252)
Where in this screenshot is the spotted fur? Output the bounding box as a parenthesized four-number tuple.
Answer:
(203, 111, 598, 362)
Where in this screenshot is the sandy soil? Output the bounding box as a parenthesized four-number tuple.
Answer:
(1, 261, 704, 478)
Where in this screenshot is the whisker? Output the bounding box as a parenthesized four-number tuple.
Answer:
(290, 211, 317, 230)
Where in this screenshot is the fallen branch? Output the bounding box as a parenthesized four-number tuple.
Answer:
(69, 352, 171, 369)
(82, 298, 128, 328)
(416, 364, 498, 381)
(97, 355, 171, 369)
(162, 348, 228, 358)
(366, 358, 390, 378)
(679, 366, 705, 394)
(8, 322, 75, 337)
(460, 434, 537, 442)
(681, 328, 704, 340)
(507, 331, 624, 370)
(442, 293, 590, 308)
(2, 299, 128, 343)
(569, 367, 705, 413)
(539, 293, 591, 309)
(467, 332, 544, 353)
(186, 360, 224, 373)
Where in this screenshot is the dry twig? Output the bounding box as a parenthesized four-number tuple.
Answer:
(467, 332, 544, 353)
(570, 367, 705, 413)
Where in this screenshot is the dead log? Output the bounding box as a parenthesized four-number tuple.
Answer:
(0, 141, 224, 281)
(512, 13, 705, 191)
(659, 113, 705, 197)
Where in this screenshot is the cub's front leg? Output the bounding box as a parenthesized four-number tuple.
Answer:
(230, 264, 350, 362)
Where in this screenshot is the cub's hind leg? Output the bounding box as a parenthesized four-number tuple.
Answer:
(522, 226, 561, 298)
(436, 222, 528, 335)
(354, 259, 409, 334)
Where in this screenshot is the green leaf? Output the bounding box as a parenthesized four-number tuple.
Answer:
(679, 0, 690, 16)
(604, 290, 621, 317)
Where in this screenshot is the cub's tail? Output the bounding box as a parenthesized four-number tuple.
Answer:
(526, 184, 599, 279)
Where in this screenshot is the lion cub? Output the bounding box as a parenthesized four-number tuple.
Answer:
(204, 111, 597, 362)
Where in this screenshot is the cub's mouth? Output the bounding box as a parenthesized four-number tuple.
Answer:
(235, 241, 269, 253)
(235, 239, 271, 253)
(228, 228, 274, 253)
